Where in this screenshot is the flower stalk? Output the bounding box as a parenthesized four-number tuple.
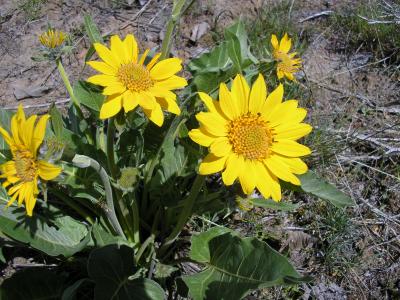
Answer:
(72, 154, 125, 238)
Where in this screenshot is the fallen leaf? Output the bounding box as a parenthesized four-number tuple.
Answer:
(13, 83, 51, 100)
(190, 22, 210, 42)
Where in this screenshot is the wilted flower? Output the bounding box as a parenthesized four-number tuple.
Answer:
(189, 74, 312, 201)
(271, 33, 302, 81)
(87, 34, 187, 126)
(39, 29, 66, 49)
(0, 106, 62, 216)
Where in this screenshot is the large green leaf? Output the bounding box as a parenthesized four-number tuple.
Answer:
(88, 245, 165, 300)
(0, 188, 90, 257)
(0, 108, 12, 163)
(74, 81, 104, 113)
(84, 14, 103, 44)
(183, 227, 309, 300)
(0, 268, 67, 300)
(252, 198, 299, 211)
(299, 171, 355, 208)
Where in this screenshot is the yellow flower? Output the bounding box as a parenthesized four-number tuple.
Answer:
(39, 29, 66, 49)
(271, 33, 302, 81)
(0, 106, 62, 216)
(87, 34, 188, 126)
(189, 74, 312, 201)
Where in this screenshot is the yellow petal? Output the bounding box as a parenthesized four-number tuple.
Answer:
(138, 92, 157, 111)
(94, 43, 121, 68)
(231, 74, 250, 114)
(189, 127, 217, 147)
(143, 103, 164, 127)
(195, 112, 228, 137)
(222, 153, 244, 185)
(264, 155, 300, 185)
(32, 115, 50, 155)
(150, 58, 182, 80)
(24, 181, 37, 217)
(274, 123, 312, 140)
(285, 72, 295, 81)
(11, 113, 22, 145)
(103, 83, 126, 96)
(238, 160, 256, 194)
(271, 34, 279, 50)
(279, 33, 292, 53)
(148, 87, 180, 115)
(199, 153, 227, 175)
(219, 83, 239, 120)
(38, 161, 62, 180)
(86, 61, 117, 75)
(155, 75, 187, 90)
(22, 115, 37, 151)
(252, 161, 280, 199)
(198, 92, 216, 112)
(271, 139, 311, 157)
(146, 53, 161, 70)
(122, 91, 139, 112)
(138, 49, 150, 66)
(268, 100, 298, 126)
(277, 69, 284, 79)
(275, 156, 308, 174)
(110, 35, 128, 64)
(249, 73, 266, 113)
(99, 95, 123, 119)
(261, 84, 283, 118)
(0, 126, 14, 148)
(210, 137, 232, 157)
(87, 74, 119, 86)
(123, 34, 138, 63)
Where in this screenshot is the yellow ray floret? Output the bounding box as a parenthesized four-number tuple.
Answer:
(271, 33, 302, 81)
(86, 34, 188, 126)
(39, 29, 66, 49)
(0, 105, 62, 216)
(189, 74, 312, 201)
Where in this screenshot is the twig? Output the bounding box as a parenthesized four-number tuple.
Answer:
(299, 10, 334, 23)
(3, 99, 70, 110)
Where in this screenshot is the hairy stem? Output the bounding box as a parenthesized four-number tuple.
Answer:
(72, 154, 125, 238)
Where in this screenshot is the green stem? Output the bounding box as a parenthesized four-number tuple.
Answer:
(136, 234, 155, 263)
(160, 0, 186, 59)
(106, 119, 118, 179)
(56, 58, 82, 115)
(106, 120, 138, 243)
(158, 175, 204, 256)
(131, 198, 140, 246)
(52, 189, 94, 225)
(72, 155, 125, 238)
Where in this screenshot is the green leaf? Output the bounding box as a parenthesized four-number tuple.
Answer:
(0, 108, 12, 161)
(88, 245, 165, 300)
(227, 37, 242, 73)
(0, 188, 91, 257)
(299, 171, 355, 208)
(74, 81, 105, 113)
(252, 198, 300, 211)
(49, 103, 64, 140)
(0, 268, 67, 300)
(61, 279, 92, 300)
(90, 221, 131, 248)
(84, 14, 103, 44)
(183, 227, 309, 300)
(0, 246, 5, 263)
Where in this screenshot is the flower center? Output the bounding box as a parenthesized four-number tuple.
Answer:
(274, 51, 298, 73)
(14, 149, 37, 182)
(117, 62, 154, 92)
(228, 114, 273, 160)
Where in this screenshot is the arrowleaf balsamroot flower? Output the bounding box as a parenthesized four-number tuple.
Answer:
(87, 34, 188, 126)
(271, 33, 301, 81)
(39, 29, 66, 49)
(189, 74, 312, 201)
(0, 106, 62, 216)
